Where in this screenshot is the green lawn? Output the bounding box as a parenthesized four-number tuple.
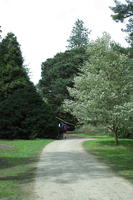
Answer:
(83, 137, 133, 184)
(71, 133, 90, 137)
(71, 132, 110, 139)
(0, 139, 53, 200)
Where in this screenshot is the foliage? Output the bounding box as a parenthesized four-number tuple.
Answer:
(110, 0, 133, 47)
(0, 32, 58, 139)
(75, 124, 108, 136)
(64, 33, 133, 144)
(111, 0, 133, 22)
(67, 19, 91, 49)
(111, 41, 133, 58)
(0, 33, 28, 100)
(0, 32, 24, 67)
(83, 138, 133, 183)
(0, 84, 58, 139)
(39, 47, 87, 123)
(0, 64, 29, 100)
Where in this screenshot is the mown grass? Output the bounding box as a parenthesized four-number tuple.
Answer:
(71, 132, 110, 139)
(71, 133, 90, 137)
(73, 124, 108, 136)
(0, 139, 53, 200)
(83, 137, 133, 184)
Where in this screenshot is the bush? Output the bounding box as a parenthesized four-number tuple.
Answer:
(75, 124, 108, 136)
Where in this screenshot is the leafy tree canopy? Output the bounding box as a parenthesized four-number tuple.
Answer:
(64, 33, 133, 144)
(39, 47, 87, 123)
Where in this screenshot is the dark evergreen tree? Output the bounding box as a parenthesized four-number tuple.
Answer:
(0, 84, 58, 139)
(0, 32, 58, 139)
(110, 0, 133, 48)
(39, 47, 87, 123)
(0, 33, 29, 100)
(0, 32, 24, 67)
(111, 0, 133, 22)
(67, 19, 91, 49)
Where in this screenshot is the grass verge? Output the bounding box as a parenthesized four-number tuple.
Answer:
(0, 139, 53, 200)
(83, 137, 133, 184)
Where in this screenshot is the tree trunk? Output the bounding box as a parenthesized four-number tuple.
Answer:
(107, 125, 119, 145)
(113, 130, 119, 145)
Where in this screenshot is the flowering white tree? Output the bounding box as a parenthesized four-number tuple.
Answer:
(64, 33, 133, 144)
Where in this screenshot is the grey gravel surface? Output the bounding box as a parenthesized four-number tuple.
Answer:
(33, 138, 133, 200)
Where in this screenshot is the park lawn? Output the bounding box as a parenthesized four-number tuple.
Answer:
(71, 133, 109, 138)
(0, 139, 53, 200)
(71, 133, 90, 137)
(83, 137, 133, 184)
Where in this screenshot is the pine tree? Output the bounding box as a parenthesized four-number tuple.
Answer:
(0, 32, 24, 67)
(110, 0, 133, 47)
(67, 19, 91, 49)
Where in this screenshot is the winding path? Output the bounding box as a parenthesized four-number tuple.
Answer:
(33, 138, 133, 200)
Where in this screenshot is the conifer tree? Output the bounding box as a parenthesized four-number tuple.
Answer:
(67, 19, 91, 49)
(110, 0, 133, 47)
(0, 32, 57, 139)
(39, 47, 87, 123)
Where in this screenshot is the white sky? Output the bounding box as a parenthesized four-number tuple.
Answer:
(0, 0, 128, 84)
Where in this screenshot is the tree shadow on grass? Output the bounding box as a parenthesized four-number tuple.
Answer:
(0, 156, 38, 184)
(94, 139, 133, 147)
(0, 167, 36, 184)
(0, 157, 36, 169)
(0, 141, 133, 185)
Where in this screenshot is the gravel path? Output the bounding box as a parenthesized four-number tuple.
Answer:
(33, 138, 133, 200)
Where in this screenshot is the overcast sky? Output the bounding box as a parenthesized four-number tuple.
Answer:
(0, 0, 128, 84)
